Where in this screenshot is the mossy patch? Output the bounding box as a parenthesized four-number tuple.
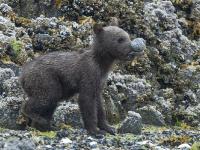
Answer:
(58, 123, 73, 130)
(55, 0, 62, 8)
(9, 40, 28, 64)
(0, 127, 5, 132)
(10, 40, 23, 57)
(175, 120, 192, 129)
(191, 142, 200, 150)
(31, 130, 57, 139)
(0, 55, 12, 64)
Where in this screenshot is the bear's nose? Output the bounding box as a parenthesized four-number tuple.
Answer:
(131, 38, 146, 52)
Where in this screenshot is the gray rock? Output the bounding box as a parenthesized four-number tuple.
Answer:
(178, 143, 191, 150)
(0, 16, 10, 32)
(118, 111, 142, 134)
(53, 102, 83, 128)
(3, 138, 36, 150)
(89, 141, 98, 149)
(0, 16, 15, 32)
(0, 3, 13, 16)
(0, 96, 23, 129)
(0, 31, 14, 44)
(0, 62, 20, 76)
(32, 33, 53, 50)
(196, 89, 200, 103)
(184, 104, 200, 126)
(31, 15, 59, 29)
(0, 68, 15, 83)
(190, 0, 200, 21)
(144, 0, 198, 61)
(154, 95, 173, 124)
(60, 137, 72, 144)
(2, 77, 23, 97)
(153, 88, 175, 124)
(137, 105, 165, 126)
(184, 90, 197, 105)
(131, 38, 146, 52)
(104, 72, 152, 122)
(59, 25, 71, 39)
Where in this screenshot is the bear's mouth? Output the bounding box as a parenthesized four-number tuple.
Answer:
(126, 38, 146, 60)
(126, 50, 144, 60)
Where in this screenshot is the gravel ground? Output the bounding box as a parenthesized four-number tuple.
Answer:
(0, 125, 199, 150)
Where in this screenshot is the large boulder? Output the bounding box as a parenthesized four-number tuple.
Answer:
(118, 111, 142, 134)
(0, 68, 24, 130)
(0, 96, 24, 129)
(104, 72, 152, 123)
(137, 105, 165, 126)
(53, 101, 83, 128)
(0, 68, 15, 95)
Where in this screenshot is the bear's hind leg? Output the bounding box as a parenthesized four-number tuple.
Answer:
(22, 97, 58, 131)
(21, 74, 62, 131)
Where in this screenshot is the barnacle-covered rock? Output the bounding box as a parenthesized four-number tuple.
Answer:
(118, 111, 142, 134)
(0, 96, 24, 130)
(0, 3, 14, 17)
(144, 1, 199, 62)
(53, 102, 83, 128)
(190, 0, 200, 21)
(0, 68, 24, 130)
(104, 72, 152, 123)
(2, 77, 23, 97)
(0, 67, 15, 84)
(137, 105, 166, 126)
(0, 16, 15, 34)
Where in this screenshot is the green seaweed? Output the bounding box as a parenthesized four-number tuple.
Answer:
(191, 142, 200, 150)
(0, 127, 5, 132)
(31, 130, 57, 139)
(9, 39, 28, 64)
(10, 40, 23, 58)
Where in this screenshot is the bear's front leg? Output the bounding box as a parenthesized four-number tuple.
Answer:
(78, 88, 99, 135)
(97, 95, 116, 135)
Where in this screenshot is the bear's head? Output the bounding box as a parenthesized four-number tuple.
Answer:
(93, 24, 145, 60)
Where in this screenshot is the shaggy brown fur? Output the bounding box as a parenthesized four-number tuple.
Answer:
(20, 24, 143, 135)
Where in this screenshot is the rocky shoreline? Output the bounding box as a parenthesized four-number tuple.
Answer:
(0, 125, 199, 150)
(0, 0, 200, 149)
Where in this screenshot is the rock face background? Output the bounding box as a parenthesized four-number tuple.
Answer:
(0, 0, 199, 149)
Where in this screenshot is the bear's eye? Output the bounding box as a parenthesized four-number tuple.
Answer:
(118, 37, 125, 43)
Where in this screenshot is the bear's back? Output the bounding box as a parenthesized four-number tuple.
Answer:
(22, 51, 80, 73)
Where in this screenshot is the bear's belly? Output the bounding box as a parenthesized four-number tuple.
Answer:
(60, 79, 79, 99)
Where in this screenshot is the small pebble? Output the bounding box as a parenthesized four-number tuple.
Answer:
(178, 143, 191, 150)
(60, 138, 72, 144)
(89, 141, 98, 149)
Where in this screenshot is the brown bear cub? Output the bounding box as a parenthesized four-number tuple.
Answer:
(20, 23, 144, 135)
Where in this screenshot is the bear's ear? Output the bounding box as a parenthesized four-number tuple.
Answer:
(109, 17, 119, 26)
(93, 24, 104, 35)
